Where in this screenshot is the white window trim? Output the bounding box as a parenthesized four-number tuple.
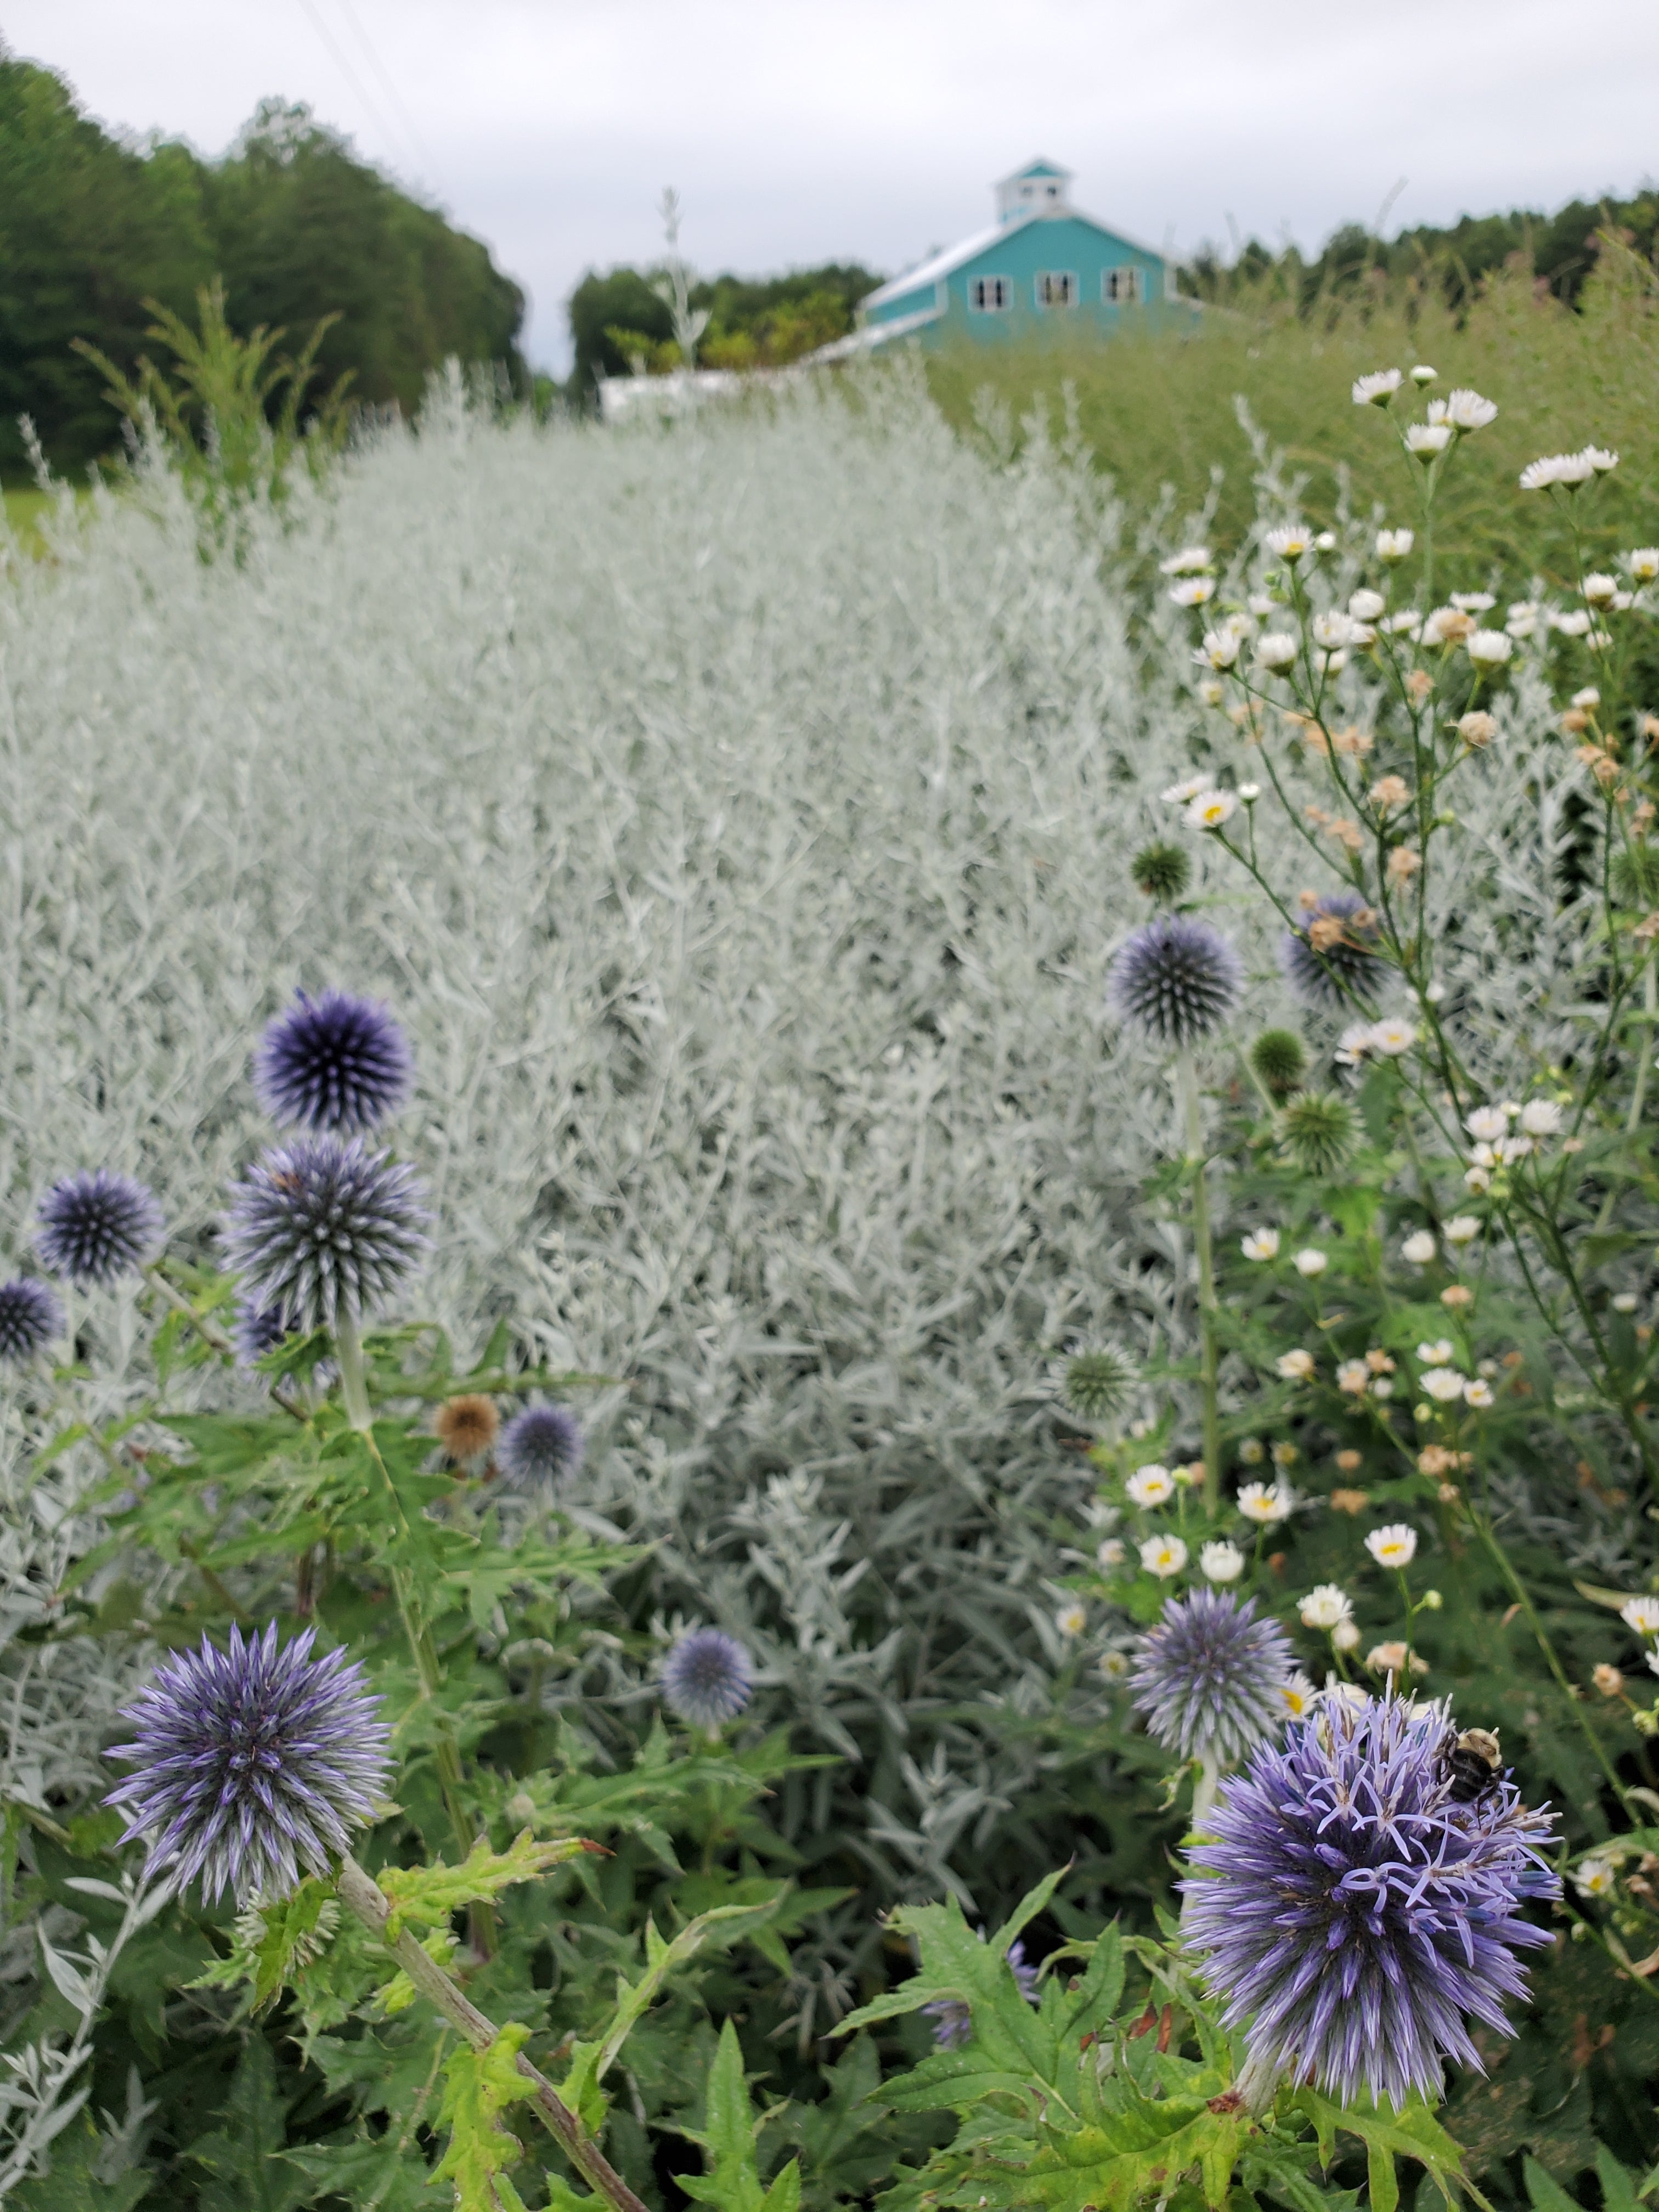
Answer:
(1103, 265, 1144, 304)
(968, 274, 1013, 313)
(1035, 270, 1079, 309)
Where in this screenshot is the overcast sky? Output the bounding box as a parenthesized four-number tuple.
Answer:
(6, 0, 1656, 371)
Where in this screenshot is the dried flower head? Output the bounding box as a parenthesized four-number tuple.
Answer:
(435, 1395, 500, 1464)
(1183, 1692, 1557, 2108)
(35, 1170, 164, 1285)
(1062, 1345, 1138, 1421)
(662, 1628, 753, 1731)
(1276, 1091, 1358, 1178)
(1280, 891, 1383, 1006)
(1111, 916, 1243, 1048)
(1131, 1589, 1293, 1764)
(1131, 840, 1192, 903)
(222, 1137, 429, 1328)
(0, 1277, 64, 1361)
(254, 989, 414, 1134)
(496, 1402, 585, 1489)
(104, 1623, 391, 1905)
(1250, 1028, 1307, 1099)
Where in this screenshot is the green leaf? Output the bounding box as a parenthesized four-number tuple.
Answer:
(376, 1830, 601, 1939)
(1289, 2091, 1465, 2204)
(188, 1875, 342, 2011)
(838, 1892, 1057, 2084)
(432, 2024, 539, 2212)
(1598, 2145, 1644, 2212)
(677, 2018, 799, 2212)
(878, 2046, 1036, 2114)
(183, 2035, 312, 2212)
(1060, 1923, 1125, 2044)
(1368, 2137, 1400, 2212)
(1525, 2154, 1588, 2212)
(9, 2112, 151, 2212)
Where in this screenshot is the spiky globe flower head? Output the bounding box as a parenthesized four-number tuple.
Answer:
(0, 1278, 63, 1362)
(1280, 891, 1383, 1006)
(435, 1394, 500, 1465)
(35, 1170, 164, 1284)
(1250, 1029, 1307, 1100)
(1112, 916, 1243, 1048)
(222, 1137, 429, 1329)
(1277, 1090, 1359, 1178)
(232, 1290, 302, 1368)
(1062, 1345, 1138, 1422)
(1183, 1690, 1558, 2111)
(253, 989, 414, 1134)
(1131, 840, 1192, 904)
(104, 1623, 392, 1906)
(662, 1628, 753, 1732)
(496, 1402, 584, 1489)
(1130, 1589, 1293, 1765)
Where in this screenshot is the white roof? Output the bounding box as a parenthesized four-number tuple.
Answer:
(805, 304, 942, 363)
(861, 204, 1169, 313)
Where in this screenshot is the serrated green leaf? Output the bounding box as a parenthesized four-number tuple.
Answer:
(677, 2018, 799, 2212)
(376, 1830, 599, 1940)
(838, 1893, 1057, 2086)
(183, 2035, 312, 2212)
(1525, 2154, 1587, 2212)
(1061, 1923, 1125, 2044)
(878, 2046, 1036, 2114)
(1289, 2090, 1464, 2200)
(1368, 2139, 1399, 2212)
(1598, 2145, 1643, 2212)
(432, 2023, 538, 2212)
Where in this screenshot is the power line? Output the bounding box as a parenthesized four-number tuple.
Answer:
(331, 0, 445, 193)
(291, 0, 423, 184)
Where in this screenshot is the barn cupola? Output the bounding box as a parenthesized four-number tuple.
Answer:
(995, 159, 1074, 224)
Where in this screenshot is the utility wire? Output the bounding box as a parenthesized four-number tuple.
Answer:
(331, 0, 445, 193)
(291, 0, 423, 185)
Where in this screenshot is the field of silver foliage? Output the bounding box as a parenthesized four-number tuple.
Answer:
(0, 366, 1592, 1926)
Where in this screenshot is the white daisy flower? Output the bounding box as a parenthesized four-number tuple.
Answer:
(1519, 1099, 1563, 1136)
(1369, 1018, 1416, 1057)
(1195, 629, 1242, 670)
(1336, 1359, 1372, 1396)
(1583, 447, 1619, 474)
(1278, 1671, 1318, 1719)
(1552, 609, 1592, 636)
(1254, 632, 1299, 670)
(1139, 1534, 1188, 1579)
(1519, 452, 1594, 490)
(1265, 524, 1317, 562)
(1619, 1595, 1659, 1635)
(1056, 1602, 1088, 1637)
(1463, 1378, 1494, 1409)
(1348, 589, 1387, 622)
(1420, 1368, 1468, 1402)
(1451, 591, 1496, 612)
(1352, 369, 1403, 406)
(1199, 1539, 1245, 1584)
(1465, 1105, 1508, 1143)
(1242, 1229, 1280, 1261)
(1238, 1480, 1294, 1525)
(1443, 1216, 1480, 1245)
(1364, 1522, 1418, 1568)
(1572, 686, 1601, 707)
(1185, 788, 1238, 831)
(1613, 1293, 1639, 1314)
(1170, 577, 1216, 607)
(1444, 388, 1498, 431)
(1626, 548, 1659, 583)
(1375, 528, 1415, 561)
(1332, 1619, 1362, 1652)
(1161, 775, 1208, 803)
(1276, 1349, 1315, 1381)
(1160, 546, 1214, 575)
(1335, 1023, 1375, 1066)
(1126, 1463, 1176, 1508)
(1401, 1231, 1437, 1265)
(1096, 1538, 1126, 1568)
(1293, 1248, 1328, 1278)
(1407, 424, 1453, 458)
(1466, 630, 1513, 667)
(1311, 611, 1358, 650)
(1300, 1584, 1353, 1630)
(1409, 365, 1437, 385)
(1417, 1340, 1455, 1365)
(1574, 1859, 1617, 1899)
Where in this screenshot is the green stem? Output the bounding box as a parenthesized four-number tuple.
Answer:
(335, 1857, 649, 2212)
(1177, 1047, 1221, 1513)
(143, 1264, 235, 1356)
(334, 1308, 374, 1431)
(1594, 952, 1657, 1233)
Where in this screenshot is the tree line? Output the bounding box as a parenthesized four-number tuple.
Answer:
(0, 48, 526, 477)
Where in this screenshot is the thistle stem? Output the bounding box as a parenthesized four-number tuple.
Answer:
(1180, 1752, 1222, 1929)
(1177, 1048, 1222, 1511)
(334, 1308, 373, 1431)
(143, 1264, 235, 1356)
(335, 1856, 648, 2212)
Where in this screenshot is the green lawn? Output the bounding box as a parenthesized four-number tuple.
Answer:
(4, 486, 55, 554)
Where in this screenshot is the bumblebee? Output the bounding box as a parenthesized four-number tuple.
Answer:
(1441, 1726, 1503, 1804)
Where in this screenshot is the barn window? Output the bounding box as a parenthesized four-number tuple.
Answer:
(1036, 271, 1077, 308)
(1104, 266, 1143, 303)
(969, 275, 1012, 312)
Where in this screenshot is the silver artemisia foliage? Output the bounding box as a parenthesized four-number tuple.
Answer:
(104, 1623, 392, 1904)
(0, 366, 1613, 1923)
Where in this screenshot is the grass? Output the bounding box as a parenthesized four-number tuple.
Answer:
(3, 486, 54, 554)
(924, 244, 1659, 594)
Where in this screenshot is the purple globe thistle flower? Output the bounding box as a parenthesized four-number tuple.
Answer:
(924, 1938, 1041, 2049)
(253, 988, 414, 1134)
(1131, 1590, 1293, 1765)
(662, 1628, 753, 1732)
(232, 1289, 302, 1367)
(1111, 916, 1243, 1047)
(0, 1278, 64, 1361)
(104, 1622, 392, 1905)
(1182, 1691, 1558, 2111)
(35, 1170, 164, 1284)
(496, 1402, 584, 1490)
(1280, 890, 1384, 1006)
(221, 1136, 429, 1329)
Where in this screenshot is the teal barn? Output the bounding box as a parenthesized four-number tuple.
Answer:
(840, 160, 1198, 354)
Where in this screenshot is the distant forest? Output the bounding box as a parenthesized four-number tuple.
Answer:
(0, 48, 526, 476)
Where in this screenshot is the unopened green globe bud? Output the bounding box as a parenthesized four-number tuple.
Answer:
(1419, 1589, 1442, 1611)
(1251, 1029, 1307, 1101)
(506, 1791, 538, 1826)
(1131, 840, 1192, 904)
(1635, 1706, 1659, 1739)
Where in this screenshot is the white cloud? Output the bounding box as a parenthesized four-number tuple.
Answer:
(7, 0, 1657, 370)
